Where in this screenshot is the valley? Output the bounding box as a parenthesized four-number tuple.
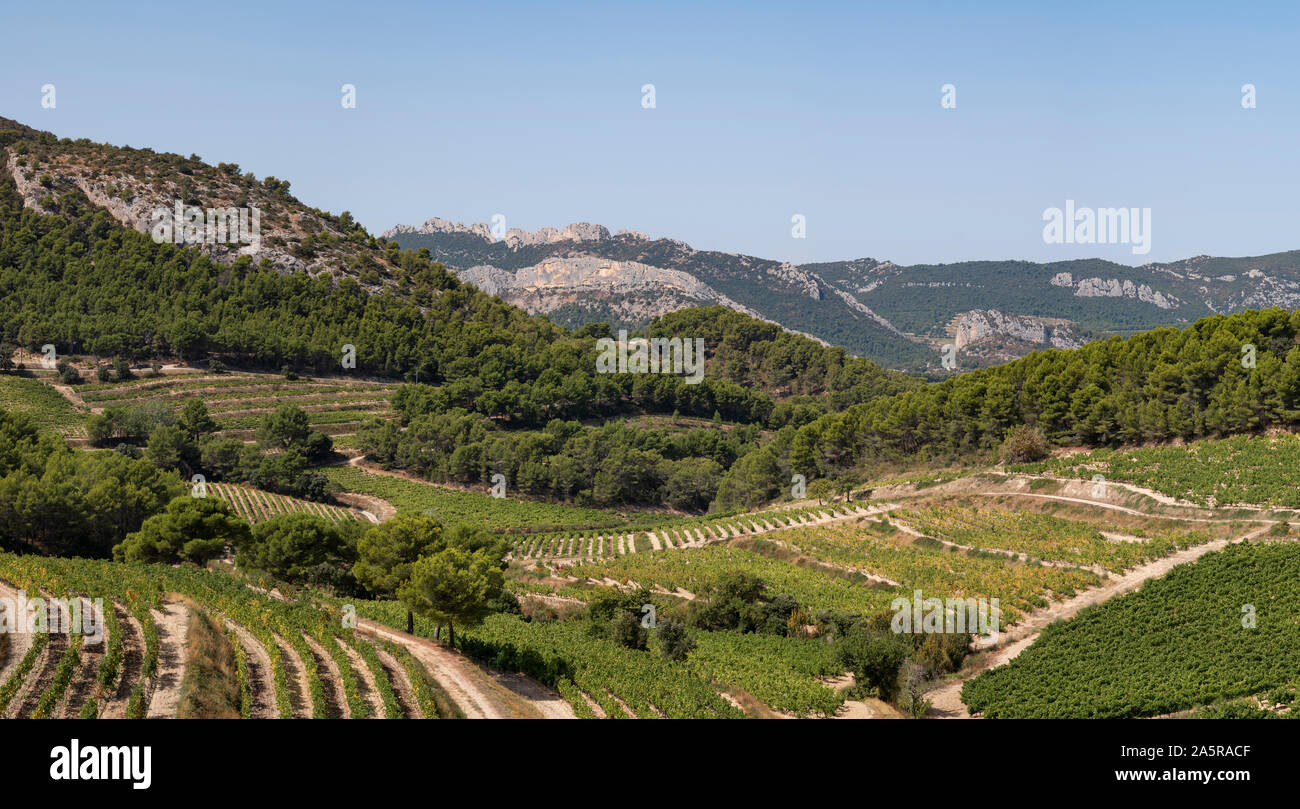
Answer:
(2, 113, 1298, 724)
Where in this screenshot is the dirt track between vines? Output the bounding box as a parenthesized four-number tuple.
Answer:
(146, 601, 190, 719)
(355, 617, 576, 719)
(0, 580, 33, 693)
(225, 619, 278, 718)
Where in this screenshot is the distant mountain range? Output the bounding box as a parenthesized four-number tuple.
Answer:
(385, 217, 1300, 371)
(9, 99, 1293, 378)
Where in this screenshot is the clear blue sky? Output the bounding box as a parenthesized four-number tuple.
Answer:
(2, 0, 1297, 266)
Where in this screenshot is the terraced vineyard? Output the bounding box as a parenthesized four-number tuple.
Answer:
(537, 511, 1114, 626)
(0, 554, 439, 719)
(209, 482, 367, 525)
(764, 519, 1106, 625)
(961, 541, 1300, 718)
(72, 370, 401, 439)
(353, 604, 750, 718)
(323, 464, 645, 532)
(0, 374, 86, 435)
(563, 544, 899, 614)
(512, 502, 877, 561)
(1010, 433, 1300, 508)
(517, 499, 1148, 625)
(892, 504, 1210, 572)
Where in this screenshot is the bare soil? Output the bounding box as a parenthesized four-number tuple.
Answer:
(337, 637, 385, 719)
(373, 646, 419, 719)
(145, 601, 190, 719)
(224, 619, 278, 718)
(272, 633, 312, 718)
(356, 617, 566, 719)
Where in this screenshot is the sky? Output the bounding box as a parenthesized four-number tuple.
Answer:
(2, 0, 1298, 266)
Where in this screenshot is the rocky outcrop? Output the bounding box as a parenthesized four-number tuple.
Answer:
(1206, 275, 1300, 313)
(5, 150, 361, 282)
(767, 262, 822, 300)
(1049, 271, 1179, 309)
(952, 310, 1085, 351)
(455, 254, 833, 344)
(456, 255, 766, 320)
(382, 218, 625, 248)
(456, 265, 515, 296)
(385, 217, 495, 242)
(503, 222, 610, 248)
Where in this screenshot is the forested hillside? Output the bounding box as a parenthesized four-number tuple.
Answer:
(791, 307, 1300, 478)
(0, 407, 182, 556)
(0, 120, 910, 418)
(387, 221, 937, 368)
(8, 114, 1300, 516)
(10, 145, 1300, 513)
(0, 117, 919, 517)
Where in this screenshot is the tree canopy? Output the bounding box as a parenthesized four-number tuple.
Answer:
(112, 495, 250, 564)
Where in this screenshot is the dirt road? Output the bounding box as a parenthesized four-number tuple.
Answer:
(356, 617, 575, 719)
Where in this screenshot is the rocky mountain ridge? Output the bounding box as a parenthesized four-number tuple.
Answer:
(388, 214, 1300, 371)
(951, 309, 1085, 351)
(2, 117, 396, 293)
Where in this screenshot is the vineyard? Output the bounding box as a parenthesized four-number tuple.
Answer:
(0, 374, 85, 436)
(208, 482, 367, 525)
(70, 370, 401, 439)
(0, 554, 443, 719)
(3, 467, 1292, 721)
(763, 519, 1107, 625)
(513, 500, 1181, 635)
(510, 502, 877, 561)
(549, 514, 1119, 628)
(561, 544, 900, 615)
(1010, 433, 1300, 509)
(350, 603, 850, 718)
(891, 504, 1210, 573)
(960, 541, 1300, 718)
(687, 631, 844, 717)
(323, 464, 647, 532)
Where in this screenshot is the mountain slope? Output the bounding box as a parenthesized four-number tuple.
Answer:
(788, 306, 1300, 482)
(386, 218, 933, 368)
(0, 116, 916, 425)
(388, 216, 1300, 372)
(1, 119, 397, 289)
